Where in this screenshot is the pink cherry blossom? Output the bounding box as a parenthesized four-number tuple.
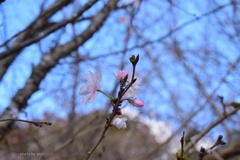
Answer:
(129, 99, 144, 107)
(79, 71, 101, 103)
(117, 70, 128, 81)
(112, 116, 127, 129)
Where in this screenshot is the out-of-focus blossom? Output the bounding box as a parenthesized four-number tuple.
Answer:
(118, 15, 128, 24)
(79, 71, 101, 103)
(112, 116, 127, 129)
(129, 99, 144, 107)
(128, 73, 141, 91)
(123, 73, 142, 99)
(117, 70, 128, 81)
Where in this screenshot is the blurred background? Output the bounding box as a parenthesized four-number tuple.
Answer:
(0, 0, 240, 159)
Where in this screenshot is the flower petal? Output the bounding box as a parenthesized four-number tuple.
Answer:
(79, 71, 102, 103)
(112, 116, 128, 129)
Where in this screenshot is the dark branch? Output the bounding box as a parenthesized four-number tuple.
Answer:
(0, 0, 119, 140)
(0, 118, 51, 127)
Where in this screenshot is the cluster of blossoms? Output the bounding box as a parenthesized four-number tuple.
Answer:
(79, 55, 144, 129)
(116, 70, 144, 106)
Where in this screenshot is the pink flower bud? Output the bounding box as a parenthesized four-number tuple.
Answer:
(117, 70, 128, 81)
(129, 99, 144, 107)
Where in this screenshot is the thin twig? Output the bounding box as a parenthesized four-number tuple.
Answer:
(176, 131, 187, 160)
(180, 131, 185, 158)
(185, 107, 239, 154)
(0, 118, 52, 127)
(217, 95, 226, 116)
(199, 135, 226, 160)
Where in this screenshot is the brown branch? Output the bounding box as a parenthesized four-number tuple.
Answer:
(217, 95, 226, 115)
(0, 0, 73, 81)
(176, 131, 188, 160)
(185, 107, 239, 154)
(89, 2, 232, 59)
(0, 0, 5, 5)
(181, 131, 185, 158)
(0, 0, 98, 59)
(0, 0, 73, 49)
(0, 0, 119, 139)
(0, 118, 51, 127)
(199, 135, 226, 160)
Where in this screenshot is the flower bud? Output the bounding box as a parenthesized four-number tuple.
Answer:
(129, 99, 144, 107)
(117, 70, 128, 81)
(129, 54, 139, 66)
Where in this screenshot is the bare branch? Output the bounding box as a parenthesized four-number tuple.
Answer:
(0, 0, 119, 139)
(0, 118, 51, 127)
(0, 0, 73, 81)
(185, 108, 239, 154)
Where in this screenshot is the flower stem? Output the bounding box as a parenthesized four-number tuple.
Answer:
(97, 89, 114, 100)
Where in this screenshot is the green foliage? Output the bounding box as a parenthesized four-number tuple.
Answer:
(183, 155, 188, 160)
(230, 102, 240, 108)
(175, 151, 188, 160)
